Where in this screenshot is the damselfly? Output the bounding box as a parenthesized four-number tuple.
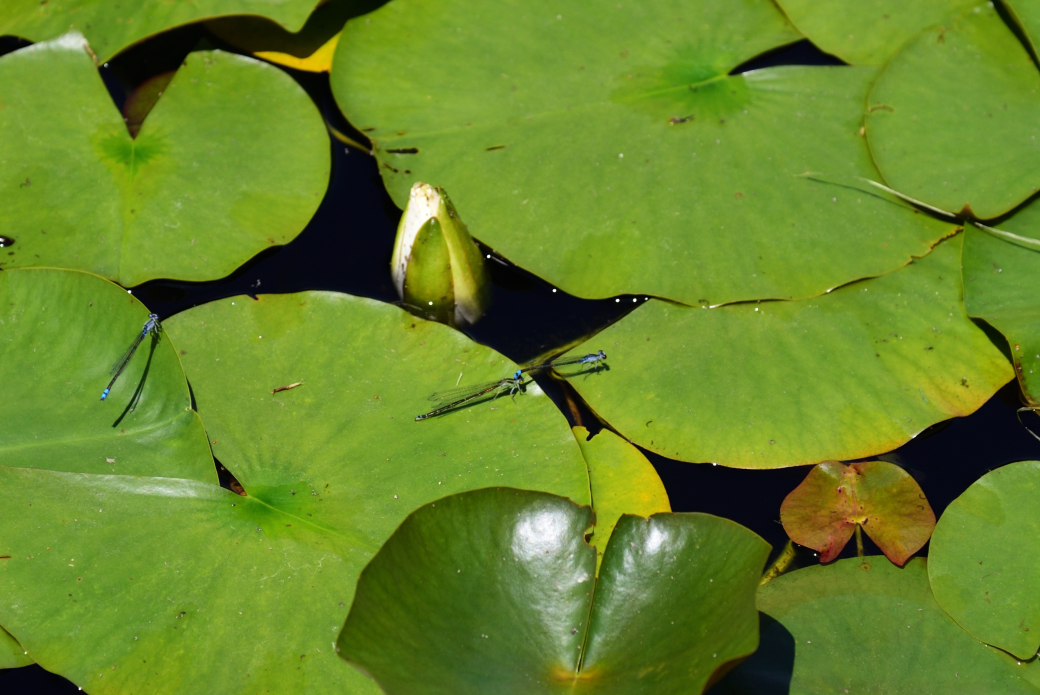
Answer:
(100, 313, 161, 401)
(416, 372, 524, 421)
(520, 350, 607, 374)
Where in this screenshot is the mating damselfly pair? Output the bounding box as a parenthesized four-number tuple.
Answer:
(415, 350, 607, 420)
(100, 313, 162, 401)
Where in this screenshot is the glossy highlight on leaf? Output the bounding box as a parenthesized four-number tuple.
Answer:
(574, 426, 670, 570)
(0, 291, 590, 694)
(780, 460, 934, 564)
(566, 236, 1012, 467)
(0, 34, 330, 286)
(929, 461, 1040, 660)
(338, 488, 769, 695)
(331, 0, 955, 306)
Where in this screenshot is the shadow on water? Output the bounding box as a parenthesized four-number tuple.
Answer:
(708, 614, 796, 695)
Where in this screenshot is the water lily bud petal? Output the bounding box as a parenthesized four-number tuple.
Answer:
(391, 183, 490, 326)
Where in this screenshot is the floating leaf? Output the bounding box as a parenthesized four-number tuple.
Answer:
(257, 34, 341, 73)
(338, 488, 768, 695)
(1005, 0, 1040, 57)
(780, 460, 934, 564)
(713, 557, 1040, 694)
(866, 4, 1040, 219)
(929, 461, 1040, 659)
(331, 0, 954, 306)
(963, 223, 1040, 405)
(206, 0, 380, 61)
(0, 268, 212, 480)
(774, 0, 977, 65)
(575, 426, 671, 569)
(0, 292, 589, 693)
(566, 236, 1011, 467)
(0, 626, 31, 670)
(0, 0, 323, 63)
(0, 34, 329, 286)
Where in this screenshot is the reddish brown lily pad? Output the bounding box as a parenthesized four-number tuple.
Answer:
(780, 460, 935, 565)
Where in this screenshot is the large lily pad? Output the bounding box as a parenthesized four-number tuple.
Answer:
(865, 4, 1040, 219)
(0, 268, 212, 480)
(0, 291, 590, 693)
(574, 426, 670, 569)
(331, 0, 955, 306)
(929, 461, 1040, 659)
(0, 33, 329, 286)
(0, 0, 323, 63)
(566, 236, 1012, 468)
(338, 488, 769, 694)
(713, 557, 1040, 694)
(774, 0, 977, 65)
(963, 223, 1040, 405)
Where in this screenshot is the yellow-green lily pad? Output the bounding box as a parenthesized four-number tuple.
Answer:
(566, 236, 1011, 467)
(0, 34, 329, 286)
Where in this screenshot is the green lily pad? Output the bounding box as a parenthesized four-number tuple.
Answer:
(0, 626, 31, 670)
(0, 291, 589, 693)
(865, 4, 1040, 219)
(574, 426, 670, 569)
(0, 33, 329, 286)
(963, 223, 1040, 405)
(0, 268, 212, 481)
(331, 0, 954, 306)
(566, 236, 1012, 467)
(0, 0, 323, 63)
(713, 557, 1040, 694)
(206, 0, 381, 61)
(338, 488, 769, 694)
(780, 460, 934, 564)
(1005, 0, 1040, 57)
(929, 461, 1040, 660)
(773, 0, 977, 65)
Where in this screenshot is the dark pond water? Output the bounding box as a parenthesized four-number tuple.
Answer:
(2, 26, 1038, 694)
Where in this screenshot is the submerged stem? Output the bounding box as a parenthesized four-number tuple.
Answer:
(760, 540, 797, 585)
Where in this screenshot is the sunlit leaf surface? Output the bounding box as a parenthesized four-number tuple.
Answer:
(339, 488, 768, 695)
(0, 292, 588, 694)
(0, 0, 323, 63)
(566, 236, 1011, 467)
(0, 34, 329, 286)
(0, 627, 31, 669)
(574, 426, 670, 569)
(866, 4, 1040, 219)
(331, 0, 954, 306)
(713, 558, 1040, 694)
(774, 0, 977, 65)
(929, 461, 1040, 660)
(0, 268, 212, 480)
(963, 223, 1040, 405)
(781, 460, 934, 564)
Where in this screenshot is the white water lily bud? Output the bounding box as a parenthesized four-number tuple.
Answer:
(391, 183, 490, 326)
